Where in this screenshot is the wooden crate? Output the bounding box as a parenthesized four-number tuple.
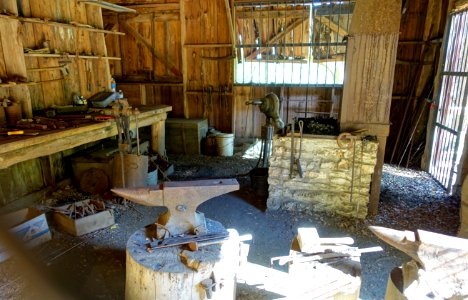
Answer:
(53, 200, 114, 236)
(165, 118, 208, 155)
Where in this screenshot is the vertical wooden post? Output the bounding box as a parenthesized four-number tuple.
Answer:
(340, 0, 401, 215)
(151, 118, 166, 155)
(180, 0, 189, 119)
(140, 84, 147, 105)
(40, 155, 56, 188)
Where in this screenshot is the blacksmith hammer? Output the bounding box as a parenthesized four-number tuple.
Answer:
(112, 179, 239, 236)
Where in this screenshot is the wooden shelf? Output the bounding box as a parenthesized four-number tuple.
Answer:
(24, 53, 121, 60)
(0, 105, 171, 169)
(0, 14, 125, 35)
(186, 90, 233, 95)
(0, 81, 37, 88)
(184, 44, 233, 48)
(78, 0, 137, 13)
(117, 82, 184, 87)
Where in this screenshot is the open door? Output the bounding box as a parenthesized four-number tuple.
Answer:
(429, 8, 468, 193)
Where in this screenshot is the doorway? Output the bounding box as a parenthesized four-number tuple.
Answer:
(429, 8, 468, 193)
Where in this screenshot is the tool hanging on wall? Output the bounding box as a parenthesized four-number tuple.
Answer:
(134, 108, 140, 155)
(296, 120, 304, 178)
(290, 119, 295, 178)
(112, 99, 132, 154)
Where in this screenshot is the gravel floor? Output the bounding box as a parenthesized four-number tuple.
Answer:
(0, 151, 461, 300)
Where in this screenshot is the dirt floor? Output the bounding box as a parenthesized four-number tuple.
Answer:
(0, 145, 461, 300)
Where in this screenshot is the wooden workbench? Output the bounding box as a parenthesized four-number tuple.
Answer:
(0, 105, 172, 169)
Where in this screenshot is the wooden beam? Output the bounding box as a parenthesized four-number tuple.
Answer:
(121, 21, 181, 78)
(180, 0, 189, 119)
(23, 53, 121, 60)
(340, 0, 402, 215)
(123, 13, 179, 23)
(124, 3, 180, 11)
(78, 0, 136, 13)
(235, 0, 352, 6)
(246, 18, 304, 60)
(0, 15, 125, 35)
(184, 43, 233, 48)
(224, 0, 236, 51)
(236, 8, 310, 19)
(314, 15, 348, 37)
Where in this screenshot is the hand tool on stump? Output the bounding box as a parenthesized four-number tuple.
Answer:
(112, 178, 239, 236)
(145, 232, 229, 251)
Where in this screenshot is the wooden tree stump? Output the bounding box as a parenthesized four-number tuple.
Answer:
(125, 219, 240, 300)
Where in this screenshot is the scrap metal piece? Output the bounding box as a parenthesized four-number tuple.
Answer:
(112, 179, 239, 235)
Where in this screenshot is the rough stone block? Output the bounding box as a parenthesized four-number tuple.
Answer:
(321, 162, 336, 170)
(337, 159, 350, 169)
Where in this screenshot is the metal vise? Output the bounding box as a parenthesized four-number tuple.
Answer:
(112, 179, 239, 236)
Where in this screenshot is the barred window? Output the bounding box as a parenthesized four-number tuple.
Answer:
(235, 0, 354, 86)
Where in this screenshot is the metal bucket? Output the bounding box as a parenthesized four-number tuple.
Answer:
(112, 153, 149, 188)
(250, 167, 269, 197)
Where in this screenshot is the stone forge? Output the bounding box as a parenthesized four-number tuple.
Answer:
(267, 135, 378, 218)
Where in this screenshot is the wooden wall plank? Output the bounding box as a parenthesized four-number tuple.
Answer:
(0, 19, 27, 80)
(0, 0, 19, 16)
(0, 33, 7, 80)
(17, 0, 32, 17)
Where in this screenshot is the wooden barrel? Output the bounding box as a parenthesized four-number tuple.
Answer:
(126, 219, 240, 300)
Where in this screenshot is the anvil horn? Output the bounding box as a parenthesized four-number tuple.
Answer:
(111, 187, 164, 207)
(369, 226, 422, 266)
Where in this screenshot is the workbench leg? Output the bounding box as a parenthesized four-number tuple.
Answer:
(151, 119, 166, 156)
(368, 136, 387, 216)
(40, 155, 56, 188)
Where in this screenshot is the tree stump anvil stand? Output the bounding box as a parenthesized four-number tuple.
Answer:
(112, 179, 242, 299)
(126, 220, 241, 300)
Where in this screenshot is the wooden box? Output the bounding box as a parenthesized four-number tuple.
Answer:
(53, 200, 115, 236)
(0, 208, 52, 262)
(165, 118, 208, 155)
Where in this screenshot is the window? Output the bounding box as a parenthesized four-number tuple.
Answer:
(235, 0, 354, 86)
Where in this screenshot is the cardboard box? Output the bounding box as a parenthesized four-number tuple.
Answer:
(53, 200, 115, 236)
(0, 208, 52, 262)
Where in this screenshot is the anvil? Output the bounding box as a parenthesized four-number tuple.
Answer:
(112, 179, 239, 236)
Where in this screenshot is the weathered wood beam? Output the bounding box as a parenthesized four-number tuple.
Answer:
(124, 3, 180, 11)
(121, 21, 181, 77)
(78, 0, 136, 13)
(224, 0, 236, 51)
(340, 0, 401, 216)
(246, 18, 304, 60)
(0, 14, 125, 35)
(123, 13, 179, 22)
(314, 15, 348, 37)
(235, 0, 352, 6)
(236, 8, 310, 19)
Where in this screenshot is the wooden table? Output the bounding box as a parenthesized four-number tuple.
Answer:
(0, 105, 172, 169)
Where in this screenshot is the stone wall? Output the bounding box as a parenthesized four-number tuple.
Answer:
(267, 135, 378, 218)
